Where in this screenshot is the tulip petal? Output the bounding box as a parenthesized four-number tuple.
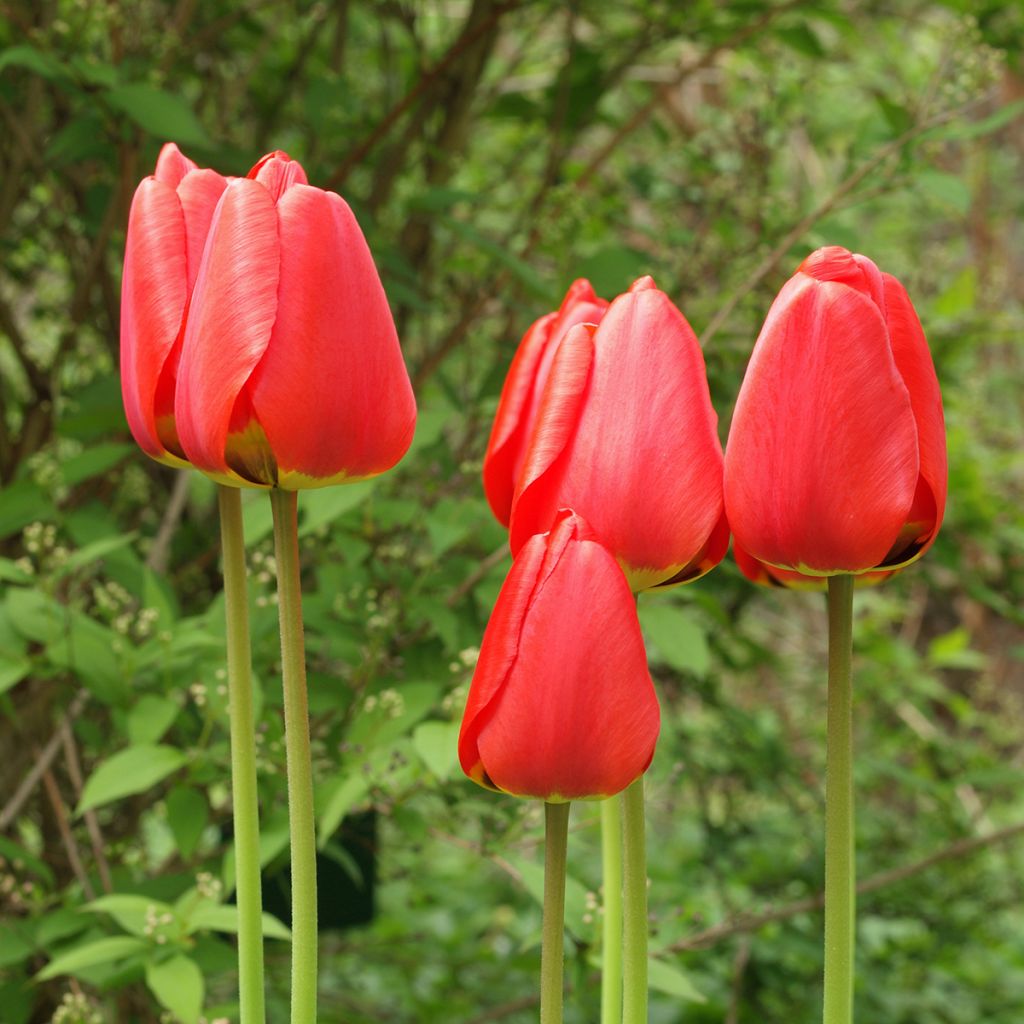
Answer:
(733, 541, 893, 589)
(482, 310, 559, 526)
(512, 286, 726, 590)
(153, 142, 196, 187)
(459, 511, 660, 800)
(177, 169, 229, 289)
(509, 324, 595, 553)
(245, 186, 416, 487)
(881, 273, 947, 562)
(725, 277, 919, 573)
(176, 179, 280, 480)
(483, 280, 607, 527)
(120, 177, 190, 463)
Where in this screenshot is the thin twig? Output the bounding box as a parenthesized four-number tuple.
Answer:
(575, 0, 804, 190)
(0, 690, 89, 831)
(61, 721, 113, 893)
(326, 0, 523, 190)
(146, 471, 192, 573)
(667, 817, 1024, 953)
(698, 103, 971, 348)
(446, 544, 509, 607)
(40, 765, 95, 900)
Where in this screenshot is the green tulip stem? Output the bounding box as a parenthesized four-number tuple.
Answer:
(541, 801, 571, 1024)
(823, 574, 856, 1024)
(217, 486, 266, 1024)
(621, 775, 648, 1024)
(601, 795, 623, 1024)
(270, 488, 318, 1024)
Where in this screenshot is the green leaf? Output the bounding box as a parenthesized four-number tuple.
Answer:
(639, 601, 711, 678)
(647, 956, 706, 1003)
(0, 558, 33, 584)
(918, 170, 972, 215)
(60, 443, 135, 487)
(84, 894, 174, 938)
(316, 773, 369, 847)
(0, 479, 48, 540)
(440, 215, 549, 298)
(52, 533, 137, 579)
(187, 903, 291, 942)
(0, 45, 70, 83)
(34, 908, 91, 946)
(242, 490, 274, 547)
(165, 786, 209, 859)
(299, 481, 376, 537)
(145, 954, 204, 1024)
(775, 23, 826, 57)
(105, 83, 210, 149)
(36, 936, 149, 981)
(0, 656, 30, 696)
(77, 744, 186, 814)
(507, 855, 590, 938)
(0, 922, 33, 969)
(411, 720, 459, 780)
(127, 694, 180, 745)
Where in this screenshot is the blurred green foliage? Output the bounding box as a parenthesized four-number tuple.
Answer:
(1, 0, 1023, 1021)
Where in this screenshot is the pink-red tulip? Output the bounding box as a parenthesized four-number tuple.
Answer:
(459, 510, 659, 800)
(175, 151, 416, 489)
(509, 277, 729, 592)
(483, 279, 608, 526)
(724, 246, 946, 578)
(120, 143, 229, 466)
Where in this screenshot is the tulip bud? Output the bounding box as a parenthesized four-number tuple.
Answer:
(483, 279, 608, 527)
(120, 143, 229, 466)
(509, 277, 729, 591)
(459, 510, 660, 801)
(724, 246, 947, 579)
(175, 151, 416, 489)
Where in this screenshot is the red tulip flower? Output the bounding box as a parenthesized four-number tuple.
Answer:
(724, 246, 946, 578)
(175, 151, 416, 489)
(483, 279, 609, 527)
(459, 510, 659, 800)
(509, 277, 729, 592)
(120, 143, 229, 466)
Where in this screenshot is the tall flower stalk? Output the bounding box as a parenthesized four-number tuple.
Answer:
(218, 486, 266, 1024)
(724, 246, 947, 1022)
(270, 490, 318, 1024)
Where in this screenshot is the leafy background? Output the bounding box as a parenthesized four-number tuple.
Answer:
(1, 0, 1022, 1021)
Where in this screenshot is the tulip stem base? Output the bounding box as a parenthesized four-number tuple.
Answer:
(270, 489, 318, 1024)
(541, 801, 571, 1024)
(218, 486, 266, 1024)
(621, 776, 648, 1024)
(601, 796, 623, 1024)
(824, 574, 856, 1024)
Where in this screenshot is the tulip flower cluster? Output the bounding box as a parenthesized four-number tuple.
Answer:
(122, 143, 416, 490)
(461, 277, 728, 801)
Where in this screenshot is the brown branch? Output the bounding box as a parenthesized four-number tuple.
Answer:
(145, 471, 192, 574)
(575, 0, 804, 190)
(61, 721, 113, 893)
(698, 103, 971, 348)
(667, 817, 1024, 953)
(0, 690, 89, 831)
(446, 543, 509, 607)
(40, 765, 95, 900)
(325, 0, 523, 190)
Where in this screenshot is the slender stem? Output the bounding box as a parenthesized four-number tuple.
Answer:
(621, 776, 648, 1024)
(270, 488, 318, 1024)
(541, 801, 571, 1024)
(601, 796, 623, 1024)
(823, 574, 856, 1024)
(217, 485, 266, 1024)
